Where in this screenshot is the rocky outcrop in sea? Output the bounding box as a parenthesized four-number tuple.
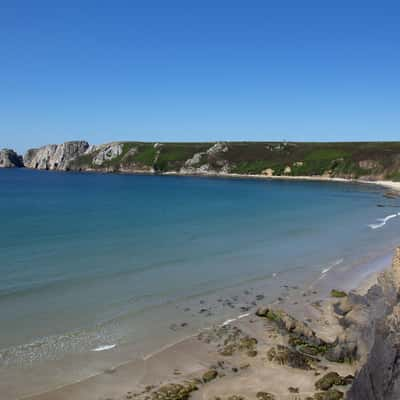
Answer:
(0, 148, 24, 168)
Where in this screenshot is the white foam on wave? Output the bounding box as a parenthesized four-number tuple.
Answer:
(91, 344, 116, 352)
(221, 318, 237, 326)
(221, 312, 250, 327)
(321, 258, 344, 275)
(368, 214, 398, 230)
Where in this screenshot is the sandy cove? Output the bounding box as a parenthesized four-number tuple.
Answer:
(23, 247, 400, 400)
(162, 171, 400, 193)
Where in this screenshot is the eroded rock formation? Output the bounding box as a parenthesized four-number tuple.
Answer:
(347, 248, 400, 400)
(24, 141, 90, 170)
(0, 149, 23, 168)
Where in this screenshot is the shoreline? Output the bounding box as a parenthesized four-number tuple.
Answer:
(22, 247, 395, 400)
(15, 166, 400, 192)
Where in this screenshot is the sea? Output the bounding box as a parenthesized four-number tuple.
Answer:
(1, 169, 399, 398)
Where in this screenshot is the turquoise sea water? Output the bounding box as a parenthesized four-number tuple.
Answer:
(1, 169, 400, 397)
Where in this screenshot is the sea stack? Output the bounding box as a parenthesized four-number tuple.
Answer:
(0, 149, 24, 168)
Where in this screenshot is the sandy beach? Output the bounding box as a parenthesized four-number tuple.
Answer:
(163, 170, 400, 192)
(21, 246, 397, 400)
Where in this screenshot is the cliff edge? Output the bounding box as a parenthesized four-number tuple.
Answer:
(347, 248, 400, 400)
(23, 141, 90, 170)
(22, 141, 400, 181)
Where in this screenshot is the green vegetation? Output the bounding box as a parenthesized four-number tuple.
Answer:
(130, 144, 157, 166)
(330, 289, 347, 298)
(69, 141, 400, 179)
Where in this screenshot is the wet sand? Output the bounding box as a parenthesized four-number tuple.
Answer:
(23, 249, 393, 400)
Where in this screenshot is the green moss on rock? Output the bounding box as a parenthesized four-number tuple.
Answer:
(330, 289, 347, 298)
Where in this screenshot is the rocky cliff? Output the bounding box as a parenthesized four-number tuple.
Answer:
(22, 141, 400, 180)
(23, 141, 90, 170)
(0, 148, 24, 168)
(346, 248, 400, 400)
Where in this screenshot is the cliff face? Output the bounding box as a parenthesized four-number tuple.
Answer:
(347, 248, 400, 400)
(0, 149, 24, 168)
(23, 141, 90, 170)
(23, 141, 400, 180)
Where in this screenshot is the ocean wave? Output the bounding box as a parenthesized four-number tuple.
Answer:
(368, 213, 399, 230)
(321, 258, 344, 275)
(0, 327, 117, 367)
(221, 312, 251, 327)
(91, 344, 116, 352)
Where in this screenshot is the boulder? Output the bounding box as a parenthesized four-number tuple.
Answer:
(256, 392, 275, 400)
(313, 390, 344, 400)
(256, 306, 325, 346)
(151, 382, 198, 400)
(202, 369, 218, 383)
(267, 345, 314, 370)
(315, 372, 352, 390)
(333, 298, 352, 316)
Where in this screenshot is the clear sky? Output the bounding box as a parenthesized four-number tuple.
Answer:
(1, 1, 399, 153)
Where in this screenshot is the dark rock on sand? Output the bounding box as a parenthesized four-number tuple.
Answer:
(314, 372, 352, 391)
(324, 335, 357, 363)
(202, 369, 218, 383)
(267, 345, 314, 370)
(256, 306, 326, 347)
(256, 392, 275, 400)
(151, 382, 198, 400)
(313, 390, 344, 400)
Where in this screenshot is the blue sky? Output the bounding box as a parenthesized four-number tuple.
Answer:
(1, 1, 399, 152)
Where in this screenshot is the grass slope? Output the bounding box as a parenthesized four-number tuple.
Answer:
(68, 141, 400, 180)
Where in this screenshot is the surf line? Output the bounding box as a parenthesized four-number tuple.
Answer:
(368, 213, 400, 230)
(91, 344, 116, 352)
(220, 312, 251, 327)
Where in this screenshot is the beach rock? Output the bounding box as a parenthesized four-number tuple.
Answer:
(256, 392, 275, 400)
(313, 390, 344, 400)
(325, 334, 357, 363)
(255, 306, 269, 317)
(267, 345, 314, 370)
(24, 141, 90, 170)
(0, 149, 23, 168)
(333, 298, 352, 316)
(256, 307, 325, 346)
(151, 382, 198, 400)
(314, 372, 351, 390)
(202, 369, 218, 383)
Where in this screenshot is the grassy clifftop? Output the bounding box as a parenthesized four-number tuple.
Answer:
(68, 141, 400, 180)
